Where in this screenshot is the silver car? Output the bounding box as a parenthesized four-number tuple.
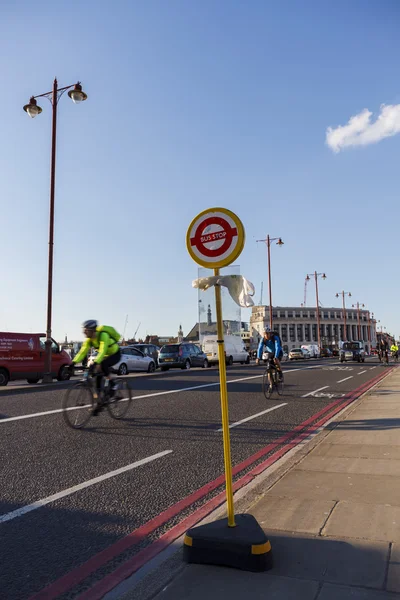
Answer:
(88, 347, 156, 375)
(289, 348, 310, 360)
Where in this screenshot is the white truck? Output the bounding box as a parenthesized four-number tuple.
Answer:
(301, 344, 320, 358)
(202, 335, 250, 366)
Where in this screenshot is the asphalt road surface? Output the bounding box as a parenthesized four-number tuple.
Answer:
(0, 357, 388, 599)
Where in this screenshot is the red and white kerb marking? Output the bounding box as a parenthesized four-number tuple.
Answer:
(186, 208, 245, 269)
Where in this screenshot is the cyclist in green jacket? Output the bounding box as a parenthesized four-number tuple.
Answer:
(72, 320, 121, 411)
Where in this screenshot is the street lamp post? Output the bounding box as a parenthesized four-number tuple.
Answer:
(367, 311, 372, 352)
(351, 302, 365, 341)
(24, 79, 87, 382)
(306, 272, 326, 354)
(256, 235, 284, 330)
(335, 291, 352, 342)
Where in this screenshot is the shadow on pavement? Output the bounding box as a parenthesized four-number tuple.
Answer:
(159, 532, 391, 599)
(327, 417, 400, 431)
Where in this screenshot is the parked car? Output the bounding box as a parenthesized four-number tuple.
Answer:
(339, 341, 365, 363)
(289, 347, 311, 360)
(131, 343, 160, 367)
(0, 332, 71, 386)
(88, 347, 156, 374)
(202, 335, 250, 366)
(158, 343, 208, 371)
(320, 348, 333, 358)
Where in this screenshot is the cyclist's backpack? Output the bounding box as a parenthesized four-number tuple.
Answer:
(96, 325, 121, 345)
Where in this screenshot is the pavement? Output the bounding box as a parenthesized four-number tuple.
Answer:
(142, 366, 400, 600)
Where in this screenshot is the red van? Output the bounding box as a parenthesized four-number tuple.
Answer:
(0, 332, 72, 386)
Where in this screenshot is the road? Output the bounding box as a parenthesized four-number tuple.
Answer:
(0, 357, 387, 599)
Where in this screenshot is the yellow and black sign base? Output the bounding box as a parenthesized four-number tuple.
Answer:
(183, 513, 273, 572)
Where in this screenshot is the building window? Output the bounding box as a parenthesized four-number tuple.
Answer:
(297, 325, 303, 341)
(281, 325, 288, 342)
(310, 311, 315, 318)
(272, 311, 278, 318)
(289, 324, 295, 342)
(295, 311, 301, 318)
(312, 324, 317, 341)
(323, 312, 329, 319)
(304, 324, 310, 342)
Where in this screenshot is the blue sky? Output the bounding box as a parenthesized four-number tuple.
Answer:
(1, 0, 399, 342)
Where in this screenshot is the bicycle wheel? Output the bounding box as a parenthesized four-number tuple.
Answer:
(107, 378, 132, 419)
(62, 384, 94, 429)
(275, 371, 284, 396)
(262, 369, 273, 400)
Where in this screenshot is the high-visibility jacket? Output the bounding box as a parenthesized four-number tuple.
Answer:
(72, 325, 120, 364)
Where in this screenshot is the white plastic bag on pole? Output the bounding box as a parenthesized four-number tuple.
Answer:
(192, 275, 255, 308)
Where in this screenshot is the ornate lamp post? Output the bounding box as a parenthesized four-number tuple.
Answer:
(335, 291, 352, 342)
(256, 235, 284, 329)
(351, 302, 365, 341)
(305, 272, 326, 353)
(23, 80, 87, 382)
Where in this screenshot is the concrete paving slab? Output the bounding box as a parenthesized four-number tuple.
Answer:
(325, 429, 400, 446)
(250, 496, 335, 534)
(359, 398, 400, 406)
(318, 583, 400, 599)
(269, 533, 388, 589)
(313, 445, 400, 460)
(388, 543, 400, 593)
(156, 565, 319, 600)
(269, 471, 400, 506)
(323, 501, 400, 542)
(328, 418, 400, 432)
(296, 456, 400, 477)
(349, 405, 400, 412)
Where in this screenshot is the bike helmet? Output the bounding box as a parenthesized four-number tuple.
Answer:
(82, 319, 98, 330)
(264, 326, 271, 333)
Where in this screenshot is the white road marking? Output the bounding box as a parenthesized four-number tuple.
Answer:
(302, 386, 329, 398)
(370, 366, 377, 369)
(216, 403, 287, 431)
(358, 370, 367, 375)
(0, 450, 172, 525)
(337, 376, 353, 383)
(0, 365, 321, 424)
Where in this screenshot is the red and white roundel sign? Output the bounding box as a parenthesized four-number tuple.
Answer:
(186, 208, 245, 269)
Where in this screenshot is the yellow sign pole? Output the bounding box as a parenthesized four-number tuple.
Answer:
(184, 209, 273, 572)
(214, 267, 236, 528)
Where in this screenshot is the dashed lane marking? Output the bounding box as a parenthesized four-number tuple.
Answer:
(0, 450, 172, 525)
(216, 403, 287, 431)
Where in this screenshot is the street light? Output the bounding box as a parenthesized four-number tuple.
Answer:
(256, 235, 284, 330)
(367, 310, 373, 352)
(306, 272, 326, 354)
(335, 291, 351, 342)
(351, 302, 365, 342)
(23, 78, 87, 382)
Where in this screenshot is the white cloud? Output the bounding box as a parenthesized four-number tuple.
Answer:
(326, 104, 400, 152)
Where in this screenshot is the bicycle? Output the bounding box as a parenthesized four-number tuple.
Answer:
(262, 354, 284, 399)
(391, 352, 399, 363)
(62, 366, 132, 429)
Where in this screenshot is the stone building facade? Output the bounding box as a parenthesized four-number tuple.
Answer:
(250, 305, 377, 351)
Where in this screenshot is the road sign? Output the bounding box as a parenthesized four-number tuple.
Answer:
(186, 208, 245, 269)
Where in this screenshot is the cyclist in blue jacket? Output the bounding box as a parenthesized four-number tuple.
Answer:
(256, 327, 284, 380)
